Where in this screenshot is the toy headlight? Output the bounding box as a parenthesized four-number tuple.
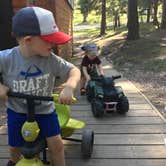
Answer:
(21, 121, 40, 142)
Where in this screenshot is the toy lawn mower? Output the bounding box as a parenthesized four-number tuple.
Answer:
(86, 75, 129, 117)
(7, 92, 94, 166)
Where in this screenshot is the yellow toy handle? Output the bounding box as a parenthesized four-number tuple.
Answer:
(52, 93, 77, 104)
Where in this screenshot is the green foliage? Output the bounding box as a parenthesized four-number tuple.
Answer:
(74, 9, 102, 25)
(110, 0, 127, 15)
(73, 9, 84, 25)
(138, 0, 152, 8)
(87, 11, 101, 24)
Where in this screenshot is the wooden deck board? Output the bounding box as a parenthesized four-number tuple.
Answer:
(1, 145, 166, 159)
(70, 109, 158, 117)
(71, 103, 154, 110)
(65, 159, 166, 166)
(1, 133, 166, 146)
(1, 124, 166, 134)
(66, 116, 164, 125)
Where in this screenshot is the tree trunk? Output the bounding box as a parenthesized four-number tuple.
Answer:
(161, 0, 166, 29)
(114, 13, 118, 30)
(83, 13, 88, 23)
(152, 0, 159, 28)
(100, 0, 106, 36)
(113, 13, 120, 30)
(140, 12, 144, 23)
(146, 6, 151, 23)
(118, 16, 121, 27)
(127, 0, 139, 40)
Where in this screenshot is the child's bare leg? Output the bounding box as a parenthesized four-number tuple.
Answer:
(80, 76, 86, 89)
(9, 146, 21, 163)
(47, 135, 65, 166)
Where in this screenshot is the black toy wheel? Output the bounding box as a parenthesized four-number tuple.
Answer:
(81, 129, 94, 158)
(91, 99, 104, 117)
(117, 96, 129, 114)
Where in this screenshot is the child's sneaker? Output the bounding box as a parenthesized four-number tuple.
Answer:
(7, 160, 16, 166)
(80, 88, 86, 96)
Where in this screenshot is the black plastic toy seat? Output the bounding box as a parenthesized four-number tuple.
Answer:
(101, 77, 114, 86)
(103, 88, 119, 102)
(99, 77, 118, 101)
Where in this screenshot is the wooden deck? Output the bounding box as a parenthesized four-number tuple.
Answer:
(1, 58, 166, 165)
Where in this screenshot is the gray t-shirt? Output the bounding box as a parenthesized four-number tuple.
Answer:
(0, 46, 73, 114)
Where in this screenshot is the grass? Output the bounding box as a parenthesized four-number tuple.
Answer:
(74, 28, 100, 37)
(73, 9, 115, 26)
(73, 9, 100, 25)
(74, 22, 128, 40)
(110, 23, 166, 73)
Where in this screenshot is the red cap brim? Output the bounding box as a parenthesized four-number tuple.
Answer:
(40, 31, 72, 45)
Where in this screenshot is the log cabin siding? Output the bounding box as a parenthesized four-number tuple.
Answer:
(54, 0, 73, 59)
(12, 0, 73, 58)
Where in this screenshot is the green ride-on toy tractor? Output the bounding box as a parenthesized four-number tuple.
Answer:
(86, 75, 129, 117)
(7, 92, 94, 166)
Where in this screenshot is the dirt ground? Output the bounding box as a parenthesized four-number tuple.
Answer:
(114, 67, 166, 117)
(102, 30, 166, 118)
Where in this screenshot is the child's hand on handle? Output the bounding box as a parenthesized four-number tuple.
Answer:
(59, 66, 80, 104)
(0, 84, 9, 100)
(59, 85, 74, 105)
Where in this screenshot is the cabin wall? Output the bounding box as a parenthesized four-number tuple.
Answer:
(11, 0, 73, 58)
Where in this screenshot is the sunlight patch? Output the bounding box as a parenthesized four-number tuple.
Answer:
(103, 65, 112, 69)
